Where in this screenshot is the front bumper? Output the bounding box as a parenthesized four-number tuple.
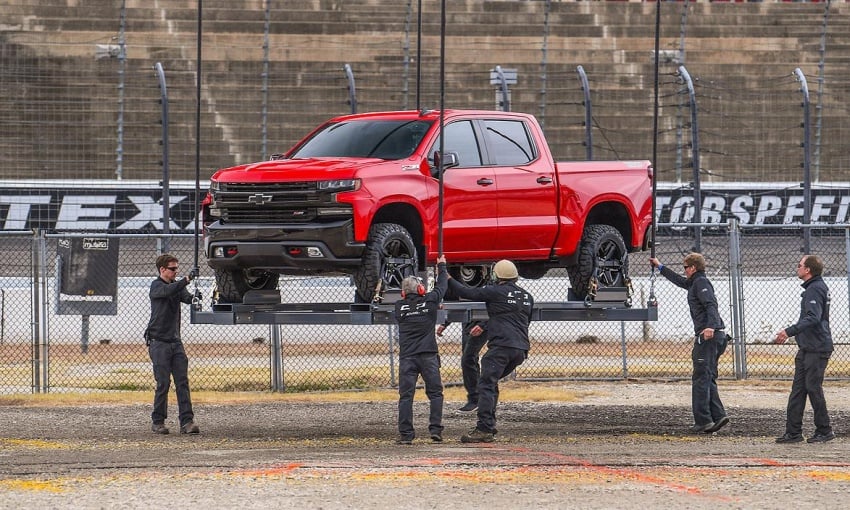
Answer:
(205, 219, 366, 272)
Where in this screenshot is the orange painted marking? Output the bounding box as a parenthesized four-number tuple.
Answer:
(236, 462, 303, 477)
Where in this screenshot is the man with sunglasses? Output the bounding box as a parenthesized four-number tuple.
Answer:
(144, 254, 200, 435)
(650, 253, 729, 435)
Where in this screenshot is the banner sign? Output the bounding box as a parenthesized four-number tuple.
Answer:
(656, 184, 850, 228)
(0, 182, 199, 232)
(1, 181, 848, 233)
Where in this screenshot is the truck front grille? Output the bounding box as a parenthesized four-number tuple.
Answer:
(211, 182, 349, 224)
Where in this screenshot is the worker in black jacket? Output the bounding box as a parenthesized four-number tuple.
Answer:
(447, 259, 533, 443)
(144, 254, 200, 435)
(650, 253, 729, 434)
(773, 254, 834, 444)
(393, 255, 448, 444)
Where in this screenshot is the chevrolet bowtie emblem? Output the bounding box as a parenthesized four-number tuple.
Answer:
(247, 193, 273, 205)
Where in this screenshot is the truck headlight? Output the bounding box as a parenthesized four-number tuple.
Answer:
(317, 179, 360, 192)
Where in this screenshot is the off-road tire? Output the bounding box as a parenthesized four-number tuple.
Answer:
(353, 223, 419, 303)
(567, 224, 628, 300)
(214, 268, 279, 304)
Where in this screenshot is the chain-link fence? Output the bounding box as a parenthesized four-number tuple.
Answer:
(1, 227, 847, 394)
(1, 1, 849, 182)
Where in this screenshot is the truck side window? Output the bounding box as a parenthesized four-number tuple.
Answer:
(481, 120, 535, 166)
(428, 120, 482, 168)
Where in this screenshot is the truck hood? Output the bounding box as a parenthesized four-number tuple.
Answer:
(211, 157, 383, 183)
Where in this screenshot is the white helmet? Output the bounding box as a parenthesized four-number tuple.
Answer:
(493, 259, 518, 280)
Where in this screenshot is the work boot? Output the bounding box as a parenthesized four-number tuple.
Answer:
(458, 402, 477, 412)
(705, 416, 730, 433)
(775, 432, 804, 444)
(688, 422, 714, 434)
(461, 427, 494, 443)
(151, 423, 169, 435)
(180, 421, 200, 434)
(807, 431, 835, 443)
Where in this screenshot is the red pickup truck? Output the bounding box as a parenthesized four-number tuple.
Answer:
(202, 109, 653, 304)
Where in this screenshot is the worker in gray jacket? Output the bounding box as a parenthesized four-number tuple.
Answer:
(650, 252, 729, 434)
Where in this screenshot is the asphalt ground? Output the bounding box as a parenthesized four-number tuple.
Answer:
(2, 380, 850, 509)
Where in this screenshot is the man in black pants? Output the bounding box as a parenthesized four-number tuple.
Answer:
(393, 255, 448, 444)
(437, 319, 487, 412)
(774, 254, 835, 444)
(144, 254, 200, 435)
(447, 259, 533, 443)
(650, 253, 729, 434)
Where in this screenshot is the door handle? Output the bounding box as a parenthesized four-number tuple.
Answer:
(536, 176, 553, 185)
(476, 178, 494, 186)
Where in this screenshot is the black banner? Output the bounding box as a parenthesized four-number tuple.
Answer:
(656, 184, 850, 227)
(1, 182, 848, 233)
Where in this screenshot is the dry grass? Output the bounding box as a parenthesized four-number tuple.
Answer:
(0, 380, 591, 407)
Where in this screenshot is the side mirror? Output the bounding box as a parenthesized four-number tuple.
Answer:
(432, 151, 460, 177)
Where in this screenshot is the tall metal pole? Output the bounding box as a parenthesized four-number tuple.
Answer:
(576, 65, 592, 161)
(402, 0, 412, 110)
(813, 0, 831, 182)
(155, 62, 170, 254)
(648, 0, 661, 307)
(193, 0, 203, 279)
(794, 67, 812, 254)
(494, 65, 510, 112)
(344, 64, 357, 114)
(115, 0, 126, 180)
(261, 0, 270, 159)
(416, 0, 422, 111)
(437, 0, 446, 254)
(678, 65, 702, 253)
(539, 0, 551, 129)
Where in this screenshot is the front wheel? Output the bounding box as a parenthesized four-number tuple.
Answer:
(567, 224, 628, 300)
(353, 223, 419, 302)
(214, 268, 279, 304)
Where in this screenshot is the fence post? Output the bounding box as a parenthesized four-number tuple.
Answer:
(539, 0, 551, 129)
(576, 65, 592, 161)
(154, 62, 171, 254)
(261, 0, 270, 160)
(846, 226, 850, 333)
(270, 324, 283, 391)
(794, 67, 812, 254)
(727, 218, 747, 379)
(344, 64, 357, 114)
(115, 0, 127, 180)
(388, 324, 397, 387)
(677, 65, 702, 253)
(494, 65, 511, 112)
(620, 321, 628, 379)
(31, 230, 41, 393)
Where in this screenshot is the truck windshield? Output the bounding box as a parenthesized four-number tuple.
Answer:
(290, 119, 433, 160)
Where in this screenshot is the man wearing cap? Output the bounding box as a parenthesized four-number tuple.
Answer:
(447, 259, 533, 443)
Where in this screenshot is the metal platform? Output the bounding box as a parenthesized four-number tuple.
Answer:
(191, 287, 657, 325)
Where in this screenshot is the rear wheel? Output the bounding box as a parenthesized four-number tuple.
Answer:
(214, 268, 279, 304)
(448, 265, 491, 287)
(353, 223, 419, 302)
(567, 224, 628, 300)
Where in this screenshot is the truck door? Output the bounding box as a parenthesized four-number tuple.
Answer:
(428, 120, 497, 256)
(481, 119, 558, 256)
